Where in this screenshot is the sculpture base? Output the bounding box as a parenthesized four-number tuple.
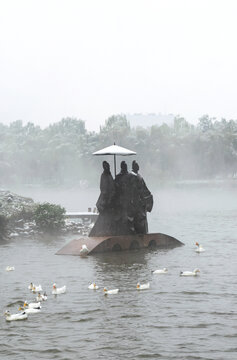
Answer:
(56, 233, 184, 255)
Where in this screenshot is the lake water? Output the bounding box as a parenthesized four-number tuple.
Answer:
(1, 185, 237, 359)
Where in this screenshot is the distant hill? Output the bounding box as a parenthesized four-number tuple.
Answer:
(126, 113, 175, 128)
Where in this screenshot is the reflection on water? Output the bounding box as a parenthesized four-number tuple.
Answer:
(0, 186, 237, 359)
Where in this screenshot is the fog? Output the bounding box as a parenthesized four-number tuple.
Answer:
(9, 182, 237, 241)
(1, 115, 237, 193)
(11, 181, 237, 210)
(2, 5, 237, 358)
(1, 0, 237, 130)
(1, 1, 237, 206)
(3, 117, 236, 218)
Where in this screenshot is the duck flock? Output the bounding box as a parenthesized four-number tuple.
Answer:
(4, 281, 67, 322)
(4, 242, 205, 322)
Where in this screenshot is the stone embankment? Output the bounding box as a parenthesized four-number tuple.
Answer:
(0, 190, 93, 239)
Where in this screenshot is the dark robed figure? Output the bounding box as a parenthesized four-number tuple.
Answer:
(89, 160, 153, 237)
(96, 161, 115, 213)
(114, 161, 131, 234)
(89, 161, 116, 236)
(129, 160, 153, 234)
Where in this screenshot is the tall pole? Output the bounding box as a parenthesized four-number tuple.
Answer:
(113, 142, 116, 178)
(114, 154, 116, 178)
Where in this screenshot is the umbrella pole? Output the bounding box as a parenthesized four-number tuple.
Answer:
(114, 154, 116, 178)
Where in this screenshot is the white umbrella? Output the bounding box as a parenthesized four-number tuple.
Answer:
(93, 144, 136, 177)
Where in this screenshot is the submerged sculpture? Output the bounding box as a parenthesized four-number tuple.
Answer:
(89, 160, 153, 237)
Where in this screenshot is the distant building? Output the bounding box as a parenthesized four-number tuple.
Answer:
(126, 113, 175, 128)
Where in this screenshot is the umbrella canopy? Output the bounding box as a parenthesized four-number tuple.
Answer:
(93, 144, 136, 156)
(93, 144, 136, 176)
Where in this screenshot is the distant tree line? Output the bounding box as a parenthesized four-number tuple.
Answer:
(0, 114, 237, 188)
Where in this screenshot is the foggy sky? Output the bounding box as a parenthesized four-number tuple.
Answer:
(1, 0, 237, 131)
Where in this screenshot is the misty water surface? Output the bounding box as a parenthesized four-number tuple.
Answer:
(0, 185, 237, 360)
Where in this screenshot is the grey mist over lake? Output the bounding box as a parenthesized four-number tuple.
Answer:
(1, 0, 237, 358)
(1, 184, 236, 360)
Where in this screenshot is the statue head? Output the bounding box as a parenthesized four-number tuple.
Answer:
(132, 160, 139, 174)
(102, 161, 110, 173)
(120, 161, 128, 173)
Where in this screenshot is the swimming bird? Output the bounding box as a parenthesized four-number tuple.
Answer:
(32, 285, 42, 293)
(24, 301, 41, 309)
(136, 282, 150, 290)
(152, 268, 168, 274)
(88, 283, 99, 290)
(19, 306, 41, 314)
(180, 268, 200, 276)
(195, 242, 205, 253)
(36, 292, 47, 301)
(28, 282, 34, 290)
(80, 244, 89, 256)
(4, 310, 27, 321)
(52, 283, 66, 295)
(103, 288, 119, 295)
(5, 266, 15, 271)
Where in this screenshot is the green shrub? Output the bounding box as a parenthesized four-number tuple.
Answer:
(34, 202, 66, 233)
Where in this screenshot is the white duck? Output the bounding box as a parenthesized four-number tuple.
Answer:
(5, 266, 15, 271)
(195, 242, 205, 253)
(180, 268, 200, 276)
(32, 285, 42, 293)
(52, 283, 66, 295)
(28, 282, 34, 290)
(80, 244, 89, 256)
(24, 301, 41, 309)
(136, 282, 150, 290)
(4, 310, 27, 321)
(88, 283, 99, 290)
(103, 288, 119, 295)
(19, 306, 41, 314)
(36, 292, 47, 301)
(152, 268, 168, 274)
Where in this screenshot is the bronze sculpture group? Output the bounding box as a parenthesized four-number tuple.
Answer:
(89, 160, 153, 237)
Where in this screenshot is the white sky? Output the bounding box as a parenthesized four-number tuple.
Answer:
(0, 0, 237, 131)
